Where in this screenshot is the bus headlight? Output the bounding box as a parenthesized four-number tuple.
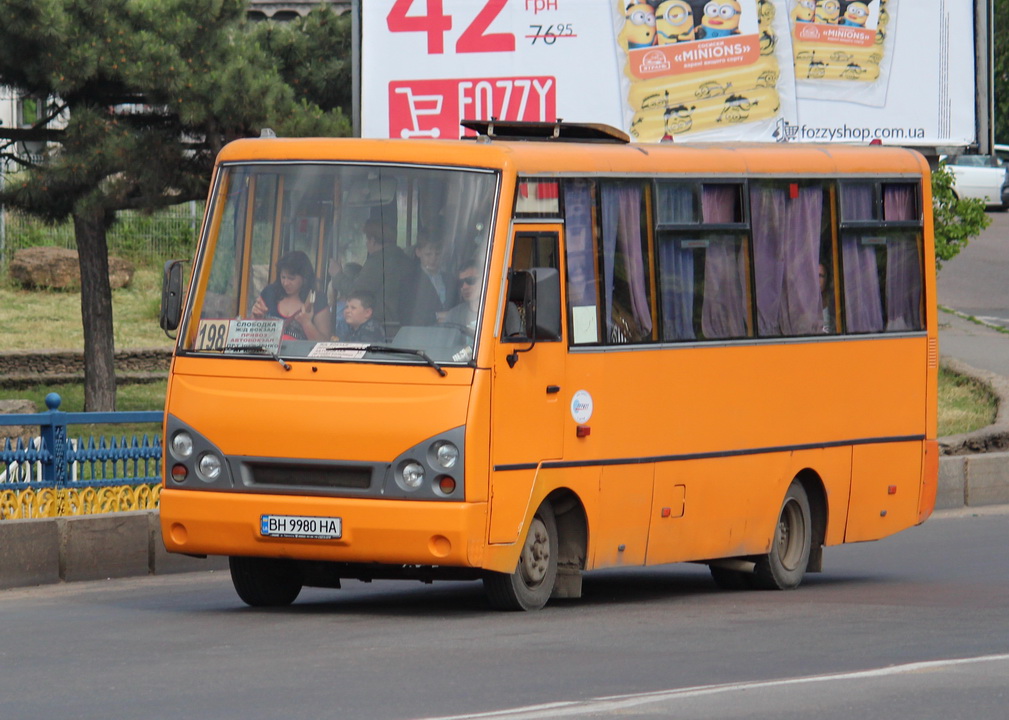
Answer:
(171, 431, 194, 460)
(198, 452, 223, 482)
(432, 441, 459, 469)
(399, 461, 425, 490)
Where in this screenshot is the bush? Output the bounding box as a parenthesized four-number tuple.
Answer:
(931, 163, 991, 270)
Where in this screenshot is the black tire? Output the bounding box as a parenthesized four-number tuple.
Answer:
(229, 556, 303, 607)
(752, 481, 812, 590)
(483, 503, 558, 611)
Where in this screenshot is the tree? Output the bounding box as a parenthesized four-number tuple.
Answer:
(0, 0, 350, 411)
(931, 163, 991, 269)
(251, 6, 353, 119)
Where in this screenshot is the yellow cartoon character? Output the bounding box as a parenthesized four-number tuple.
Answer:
(717, 93, 759, 123)
(841, 1, 869, 26)
(701, 0, 742, 38)
(814, 0, 840, 23)
(619, 2, 657, 49)
(791, 0, 815, 23)
(655, 0, 695, 44)
(662, 104, 697, 139)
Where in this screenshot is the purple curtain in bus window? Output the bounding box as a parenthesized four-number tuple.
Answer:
(700, 185, 748, 338)
(750, 185, 822, 336)
(883, 185, 923, 331)
(602, 184, 653, 339)
(658, 185, 695, 340)
(840, 185, 885, 333)
(564, 180, 598, 309)
(659, 239, 695, 340)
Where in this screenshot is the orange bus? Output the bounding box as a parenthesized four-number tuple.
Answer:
(159, 120, 938, 610)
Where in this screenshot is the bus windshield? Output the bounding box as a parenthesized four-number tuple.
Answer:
(183, 162, 497, 367)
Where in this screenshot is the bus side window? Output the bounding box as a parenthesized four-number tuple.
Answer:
(564, 179, 602, 345)
(507, 231, 562, 342)
(839, 182, 924, 333)
(600, 182, 654, 344)
(750, 182, 826, 338)
(656, 183, 751, 341)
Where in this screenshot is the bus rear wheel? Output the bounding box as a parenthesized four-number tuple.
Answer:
(753, 481, 811, 590)
(483, 503, 558, 611)
(229, 556, 303, 607)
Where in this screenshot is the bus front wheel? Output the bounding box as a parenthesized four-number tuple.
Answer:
(483, 503, 558, 611)
(753, 481, 812, 590)
(229, 556, 303, 607)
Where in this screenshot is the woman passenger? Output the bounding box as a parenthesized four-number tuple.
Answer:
(251, 251, 331, 341)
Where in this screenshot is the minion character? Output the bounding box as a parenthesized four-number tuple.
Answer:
(717, 94, 758, 124)
(841, 1, 869, 26)
(791, 0, 815, 23)
(662, 104, 697, 139)
(758, 0, 776, 25)
(814, 0, 840, 23)
(618, 3, 657, 50)
(655, 0, 695, 44)
(700, 0, 742, 38)
(695, 80, 732, 99)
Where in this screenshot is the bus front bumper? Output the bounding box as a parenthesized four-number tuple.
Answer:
(159, 489, 489, 569)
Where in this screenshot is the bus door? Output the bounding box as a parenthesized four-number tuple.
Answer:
(489, 226, 566, 543)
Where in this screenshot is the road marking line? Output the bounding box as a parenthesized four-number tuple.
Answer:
(419, 653, 1009, 720)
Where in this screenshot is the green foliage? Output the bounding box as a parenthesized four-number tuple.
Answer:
(0, 0, 349, 220)
(250, 6, 353, 121)
(931, 163, 991, 270)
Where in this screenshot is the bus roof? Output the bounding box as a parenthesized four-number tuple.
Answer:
(217, 136, 930, 178)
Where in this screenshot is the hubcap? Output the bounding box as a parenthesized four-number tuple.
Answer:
(519, 517, 551, 587)
(776, 499, 806, 571)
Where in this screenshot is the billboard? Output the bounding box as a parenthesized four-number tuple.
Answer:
(361, 0, 978, 147)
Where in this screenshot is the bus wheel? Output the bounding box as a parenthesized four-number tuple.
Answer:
(229, 556, 303, 607)
(753, 481, 812, 590)
(483, 503, 558, 611)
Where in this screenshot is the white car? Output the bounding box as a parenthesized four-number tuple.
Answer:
(943, 153, 1009, 210)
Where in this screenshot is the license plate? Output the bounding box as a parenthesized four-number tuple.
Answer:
(260, 515, 342, 540)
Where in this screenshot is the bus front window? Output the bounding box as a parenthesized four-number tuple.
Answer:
(184, 163, 497, 367)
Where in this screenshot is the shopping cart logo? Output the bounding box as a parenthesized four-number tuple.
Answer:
(389, 77, 557, 140)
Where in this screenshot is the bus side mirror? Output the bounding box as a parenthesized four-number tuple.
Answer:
(160, 259, 185, 335)
(504, 268, 560, 368)
(530, 267, 561, 341)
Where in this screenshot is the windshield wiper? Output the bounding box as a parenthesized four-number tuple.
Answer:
(227, 344, 291, 371)
(362, 344, 448, 377)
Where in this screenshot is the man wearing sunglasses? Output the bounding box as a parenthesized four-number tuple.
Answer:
(439, 262, 482, 332)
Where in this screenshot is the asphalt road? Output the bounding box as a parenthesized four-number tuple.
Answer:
(935, 209, 1009, 377)
(1, 506, 1007, 720)
(937, 209, 1009, 328)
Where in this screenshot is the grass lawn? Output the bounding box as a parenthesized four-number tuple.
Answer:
(937, 365, 997, 436)
(0, 266, 175, 352)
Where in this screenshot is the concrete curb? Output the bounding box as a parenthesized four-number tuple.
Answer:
(0, 511, 227, 591)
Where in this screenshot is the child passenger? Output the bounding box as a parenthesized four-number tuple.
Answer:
(337, 291, 385, 344)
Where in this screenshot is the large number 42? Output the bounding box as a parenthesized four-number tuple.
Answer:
(387, 0, 515, 54)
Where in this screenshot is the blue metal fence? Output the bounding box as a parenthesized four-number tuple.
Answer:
(0, 393, 162, 489)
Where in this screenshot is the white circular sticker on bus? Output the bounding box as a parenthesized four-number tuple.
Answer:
(571, 390, 593, 424)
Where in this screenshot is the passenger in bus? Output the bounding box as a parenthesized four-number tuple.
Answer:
(250, 251, 330, 341)
(403, 235, 457, 325)
(819, 262, 835, 333)
(352, 217, 413, 332)
(328, 262, 363, 339)
(336, 291, 386, 344)
(439, 262, 481, 332)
